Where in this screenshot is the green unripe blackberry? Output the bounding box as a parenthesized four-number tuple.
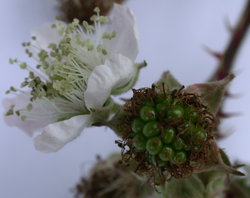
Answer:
(143, 121, 161, 137)
(186, 106, 199, 123)
(140, 106, 156, 121)
(173, 151, 187, 165)
(149, 155, 167, 167)
(146, 137, 163, 155)
(162, 128, 176, 144)
(159, 146, 174, 161)
(167, 104, 184, 119)
(156, 97, 173, 114)
(173, 138, 185, 150)
(193, 126, 207, 140)
(131, 118, 144, 133)
(133, 134, 146, 151)
(119, 86, 216, 184)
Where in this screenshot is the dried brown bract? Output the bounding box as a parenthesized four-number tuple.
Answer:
(74, 155, 153, 198)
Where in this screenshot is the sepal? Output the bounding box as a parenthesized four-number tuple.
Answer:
(111, 61, 147, 95)
(90, 98, 121, 126)
(186, 74, 235, 114)
(154, 71, 182, 93)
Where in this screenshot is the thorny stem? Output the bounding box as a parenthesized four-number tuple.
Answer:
(209, 0, 250, 81)
(208, 1, 250, 138)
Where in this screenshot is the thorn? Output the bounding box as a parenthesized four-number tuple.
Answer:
(225, 91, 241, 98)
(224, 16, 234, 33)
(215, 128, 234, 140)
(203, 45, 223, 60)
(215, 131, 227, 140)
(217, 111, 241, 118)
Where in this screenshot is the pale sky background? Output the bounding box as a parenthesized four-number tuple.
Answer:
(0, 0, 250, 198)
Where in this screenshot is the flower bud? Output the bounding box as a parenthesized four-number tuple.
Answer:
(58, 0, 125, 23)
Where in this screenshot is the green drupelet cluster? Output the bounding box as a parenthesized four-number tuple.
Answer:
(130, 94, 208, 167)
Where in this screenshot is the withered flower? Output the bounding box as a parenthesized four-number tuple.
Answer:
(74, 154, 154, 198)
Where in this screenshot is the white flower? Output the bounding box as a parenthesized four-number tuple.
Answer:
(4, 4, 139, 153)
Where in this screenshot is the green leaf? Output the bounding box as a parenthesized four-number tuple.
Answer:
(186, 74, 235, 114)
(155, 71, 182, 93)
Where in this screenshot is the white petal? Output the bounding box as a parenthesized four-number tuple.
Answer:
(33, 115, 92, 153)
(21, 97, 84, 123)
(31, 22, 63, 51)
(84, 54, 134, 110)
(3, 94, 51, 137)
(103, 4, 139, 61)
